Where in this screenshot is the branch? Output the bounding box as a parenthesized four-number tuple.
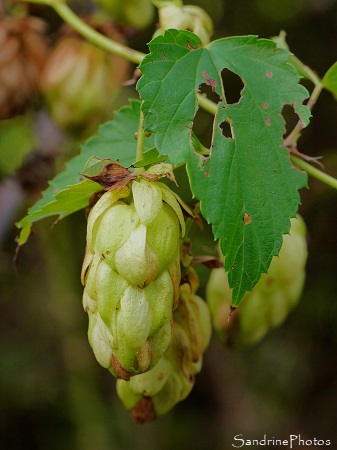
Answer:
(19, 0, 145, 64)
(291, 155, 337, 190)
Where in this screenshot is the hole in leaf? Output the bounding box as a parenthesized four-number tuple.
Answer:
(282, 104, 299, 138)
(193, 83, 221, 151)
(219, 120, 233, 139)
(221, 68, 244, 104)
(198, 82, 220, 104)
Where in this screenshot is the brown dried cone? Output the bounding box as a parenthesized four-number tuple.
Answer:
(116, 267, 212, 422)
(40, 20, 129, 131)
(0, 14, 48, 119)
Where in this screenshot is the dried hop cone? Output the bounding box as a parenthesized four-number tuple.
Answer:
(116, 268, 212, 422)
(206, 216, 308, 347)
(40, 23, 129, 131)
(0, 14, 48, 119)
(81, 179, 185, 380)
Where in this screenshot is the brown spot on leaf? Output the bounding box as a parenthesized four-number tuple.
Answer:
(186, 40, 200, 50)
(205, 170, 209, 177)
(265, 117, 271, 127)
(82, 162, 135, 190)
(111, 354, 132, 380)
(132, 397, 157, 424)
(262, 102, 269, 109)
(162, 54, 168, 60)
(201, 70, 217, 92)
(266, 72, 273, 78)
(243, 211, 252, 225)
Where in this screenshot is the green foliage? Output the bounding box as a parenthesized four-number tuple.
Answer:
(15, 29, 313, 305)
(132, 148, 167, 168)
(16, 100, 155, 245)
(0, 116, 37, 177)
(323, 61, 337, 99)
(138, 30, 310, 305)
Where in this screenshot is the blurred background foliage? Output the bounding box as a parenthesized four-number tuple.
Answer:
(1, 0, 337, 448)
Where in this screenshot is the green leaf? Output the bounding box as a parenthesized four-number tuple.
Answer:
(16, 179, 101, 245)
(323, 61, 337, 99)
(0, 115, 38, 176)
(16, 100, 153, 245)
(132, 147, 167, 168)
(138, 30, 310, 306)
(81, 156, 115, 177)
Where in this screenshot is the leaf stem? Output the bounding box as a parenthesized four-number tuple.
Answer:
(291, 155, 337, 190)
(135, 111, 146, 174)
(197, 94, 218, 116)
(289, 54, 321, 86)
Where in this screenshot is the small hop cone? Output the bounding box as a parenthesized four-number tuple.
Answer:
(153, 1, 213, 44)
(116, 270, 212, 422)
(40, 22, 129, 131)
(0, 14, 48, 119)
(206, 216, 308, 347)
(82, 179, 184, 379)
(94, 0, 155, 30)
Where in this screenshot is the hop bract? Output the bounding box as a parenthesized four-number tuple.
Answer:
(116, 268, 212, 422)
(82, 179, 184, 379)
(206, 216, 308, 347)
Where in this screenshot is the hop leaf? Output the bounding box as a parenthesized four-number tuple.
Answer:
(138, 30, 310, 306)
(206, 216, 308, 347)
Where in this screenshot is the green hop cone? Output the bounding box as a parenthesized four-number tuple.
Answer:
(94, 0, 155, 30)
(116, 269, 212, 422)
(40, 26, 129, 132)
(153, 1, 213, 44)
(82, 179, 185, 379)
(206, 216, 308, 347)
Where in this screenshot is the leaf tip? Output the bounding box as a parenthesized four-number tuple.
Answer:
(228, 305, 237, 322)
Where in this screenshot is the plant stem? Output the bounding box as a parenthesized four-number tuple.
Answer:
(54, 1, 145, 64)
(135, 111, 146, 174)
(284, 81, 323, 147)
(291, 155, 337, 190)
(20, 0, 145, 63)
(289, 54, 321, 86)
(196, 94, 218, 116)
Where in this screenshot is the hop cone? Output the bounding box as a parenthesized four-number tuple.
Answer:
(82, 179, 184, 379)
(116, 268, 212, 423)
(0, 14, 47, 119)
(206, 216, 308, 347)
(153, 1, 213, 44)
(94, 0, 155, 30)
(40, 22, 129, 131)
